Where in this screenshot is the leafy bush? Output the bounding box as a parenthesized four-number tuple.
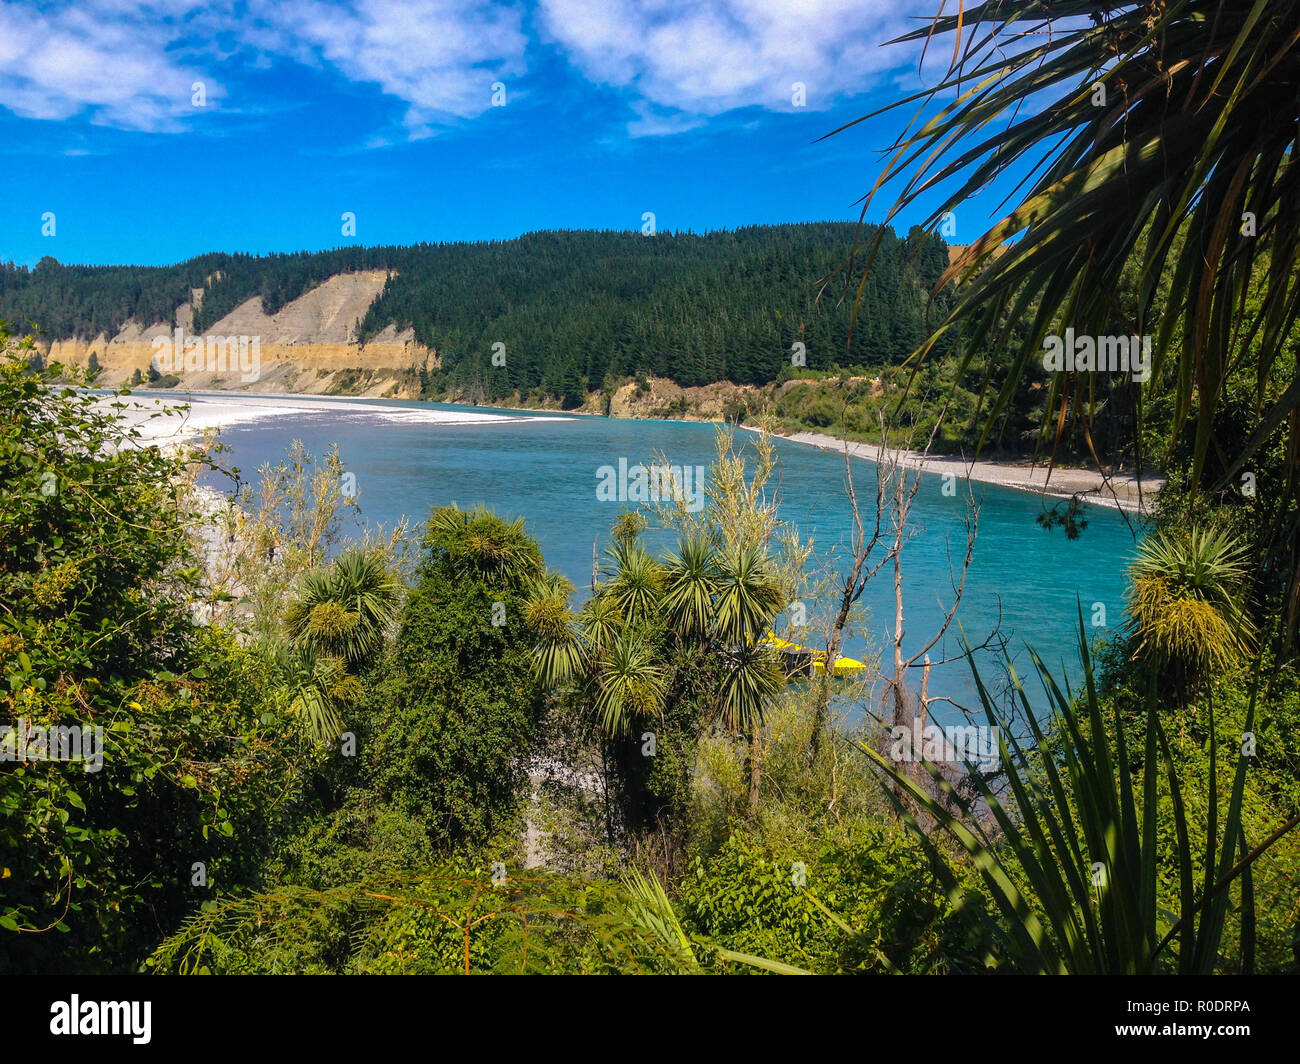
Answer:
(149, 866, 696, 974)
(0, 340, 315, 972)
(354, 507, 545, 849)
(679, 828, 997, 973)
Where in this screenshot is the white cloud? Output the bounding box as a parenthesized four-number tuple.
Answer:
(539, 0, 932, 130)
(0, 0, 525, 134)
(246, 0, 528, 135)
(626, 102, 706, 139)
(0, 3, 208, 130)
(0, 0, 930, 137)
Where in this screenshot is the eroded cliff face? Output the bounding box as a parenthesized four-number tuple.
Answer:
(41, 270, 436, 398)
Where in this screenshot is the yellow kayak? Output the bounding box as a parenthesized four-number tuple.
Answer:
(763, 631, 866, 676)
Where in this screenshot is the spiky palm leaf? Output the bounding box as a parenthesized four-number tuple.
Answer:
(592, 628, 667, 736)
(1126, 525, 1257, 669)
(837, 0, 1300, 484)
(524, 569, 583, 687)
(425, 503, 543, 588)
(329, 547, 404, 650)
(266, 639, 349, 743)
(718, 639, 784, 733)
(856, 612, 1299, 973)
(713, 542, 784, 644)
(622, 868, 700, 970)
(283, 548, 403, 667)
(579, 593, 624, 654)
(604, 540, 663, 625)
(660, 533, 719, 640)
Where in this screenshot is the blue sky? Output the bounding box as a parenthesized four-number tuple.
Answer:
(0, 1, 1017, 266)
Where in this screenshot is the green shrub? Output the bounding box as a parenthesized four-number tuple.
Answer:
(0, 341, 316, 972)
(679, 828, 997, 973)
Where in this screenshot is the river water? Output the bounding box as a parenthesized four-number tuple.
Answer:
(196, 395, 1142, 724)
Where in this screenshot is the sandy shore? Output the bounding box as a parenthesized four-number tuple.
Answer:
(752, 428, 1162, 515)
(100, 390, 570, 447)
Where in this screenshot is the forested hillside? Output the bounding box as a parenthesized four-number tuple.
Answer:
(0, 223, 953, 402)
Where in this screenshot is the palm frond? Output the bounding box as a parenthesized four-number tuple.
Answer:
(1125, 524, 1257, 668)
(660, 533, 719, 639)
(604, 540, 663, 625)
(593, 628, 667, 736)
(524, 570, 583, 686)
(714, 542, 784, 643)
(840, 0, 1300, 482)
(718, 639, 783, 733)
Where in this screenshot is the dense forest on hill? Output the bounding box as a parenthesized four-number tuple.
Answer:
(0, 224, 954, 401)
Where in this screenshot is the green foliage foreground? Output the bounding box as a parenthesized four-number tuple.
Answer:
(147, 867, 698, 975)
(0, 343, 318, 972)
(4, 327, 1295, 975)
(859, 613, 1300, 974)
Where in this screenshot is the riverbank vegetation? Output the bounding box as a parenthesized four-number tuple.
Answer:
(2, 324, 1295, 972)
(4, 0, 1298, 976)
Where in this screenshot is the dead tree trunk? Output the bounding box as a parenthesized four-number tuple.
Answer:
(811, 414, 989, 811)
